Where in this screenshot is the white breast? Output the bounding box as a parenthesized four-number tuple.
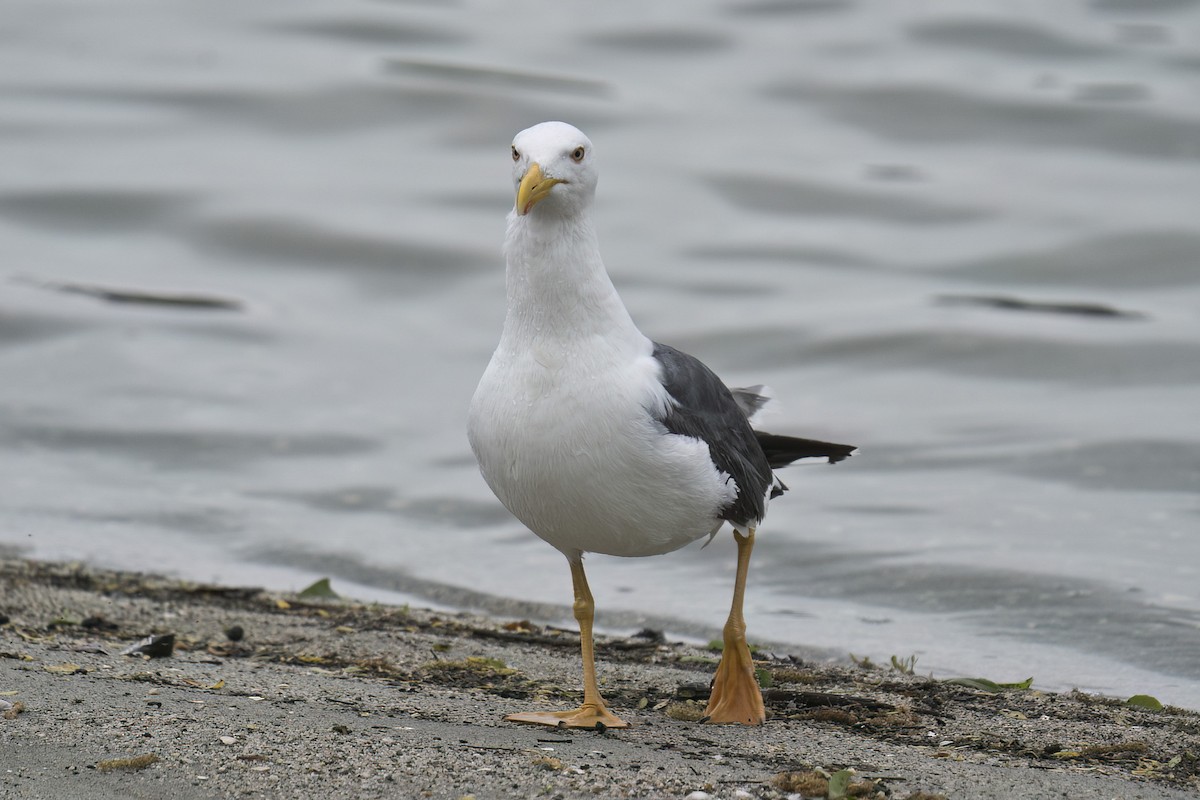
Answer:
(467, 334, 735, 559)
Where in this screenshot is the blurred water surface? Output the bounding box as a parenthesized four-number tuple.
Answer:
(2, 1, 1199, 707)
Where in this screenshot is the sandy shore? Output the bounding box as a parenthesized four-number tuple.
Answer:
(2, 556, 1197, 800)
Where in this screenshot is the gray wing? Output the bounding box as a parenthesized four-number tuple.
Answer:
(650, 342, 774, 527)
(729, 385, 769, 421)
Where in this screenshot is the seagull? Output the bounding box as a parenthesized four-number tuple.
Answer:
(467, 121, 855, 728)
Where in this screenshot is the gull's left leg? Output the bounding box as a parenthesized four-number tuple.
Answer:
(704, 528, 766, 725)
(505, 556, 630, 729)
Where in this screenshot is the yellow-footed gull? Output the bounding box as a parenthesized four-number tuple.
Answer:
(468, 121, 855, 729)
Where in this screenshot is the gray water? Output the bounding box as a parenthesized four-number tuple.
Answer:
(3, 1, 1199, 708)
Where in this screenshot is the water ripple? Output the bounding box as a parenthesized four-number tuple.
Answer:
(382, 59, 611, 98)
(723, 0, 853, 16)
(947, 230, 1200, 289)
(265, 18, 465, 45)
(17, 84, 484, 134)
(707, 174, 990, 225)
(0, 189, 195, 233)
(1090, 0, 1200, 12)
(798, 331, 1200, 387)
(772, 81, 1200, 161)
(1010, 439, 1200, 494)
(1, 424, 377, 471)
(250, 485, 512, 528)
(762, 550, 1200, 682)
(580, 28, 732, 54)
(907, 18, 1113, 60)
(191, 217, 487, 290)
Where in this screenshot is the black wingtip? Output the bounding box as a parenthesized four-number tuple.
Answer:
(826, 445, 858, 465)
(754, 432, 857, 469)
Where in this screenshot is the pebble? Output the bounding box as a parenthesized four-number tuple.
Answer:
(120, 633, 176, 658)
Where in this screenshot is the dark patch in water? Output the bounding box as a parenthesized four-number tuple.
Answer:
(191, 217, 487, 290)
(157, 320, 275, 345)
(1009, 439, 1200, 494)
(677, 326, 1200, 387)
(1165, 53, 1200, 72)
(679, 279, 773, 298)
(0, 309, 92, 349)
(22, 84, 466, 134)
(828, 504, 933, 516)
(946, 231, 1200, 289)
(772, 81, 1200, 161)
(864, 163, 925, 182)
(617, 273, 772, 298)
(1090, 0, 1200, 11)
(907, 18, 1113, 59)
(801, 331, 1200, 387)
(428, 190, 512, 211)
(53, 508, 240, 536)
(830, 438, 1200, 495)
(1073, 82, 1151, 103)
(937, 294, 1145, 320)
(382, 59, 611, 98)
(0, 189, 194, 233)
(251, 485, 511, 528)
(724, 0, 852, 16)
(0, 424, 376, 471)
(27, 278, 242, 311)
(756, 537, 1200, 681)
(707, 174, 990, 225)
(266, 18, 464, 45)
(685, 244, 877, 270)
(1114, 22, 1172, 45)
(580, 28, 732, 54)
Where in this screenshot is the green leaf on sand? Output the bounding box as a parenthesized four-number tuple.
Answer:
(678, 655, 719, 665)
(1126, 694, 1163, 711)
(826, 768, 854, 799)
(945, 676, 1033, 693)
(298, 577, 338, 598)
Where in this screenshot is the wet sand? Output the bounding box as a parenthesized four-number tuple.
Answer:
(2, 556, 1198, 800)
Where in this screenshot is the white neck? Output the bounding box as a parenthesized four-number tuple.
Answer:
(499, 208, 644, 349)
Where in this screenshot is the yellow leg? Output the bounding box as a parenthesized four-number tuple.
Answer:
(704, 529, 766, 725)
(505, 558, 630, 729)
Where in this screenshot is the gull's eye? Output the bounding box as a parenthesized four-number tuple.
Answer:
(511, 146, 520, 162)
(571, 146, 585, 162)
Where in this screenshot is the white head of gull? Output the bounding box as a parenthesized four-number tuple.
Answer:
(468, 121, 855, 729)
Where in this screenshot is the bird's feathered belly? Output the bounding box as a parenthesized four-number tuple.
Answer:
(468, 342, 735, 558)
